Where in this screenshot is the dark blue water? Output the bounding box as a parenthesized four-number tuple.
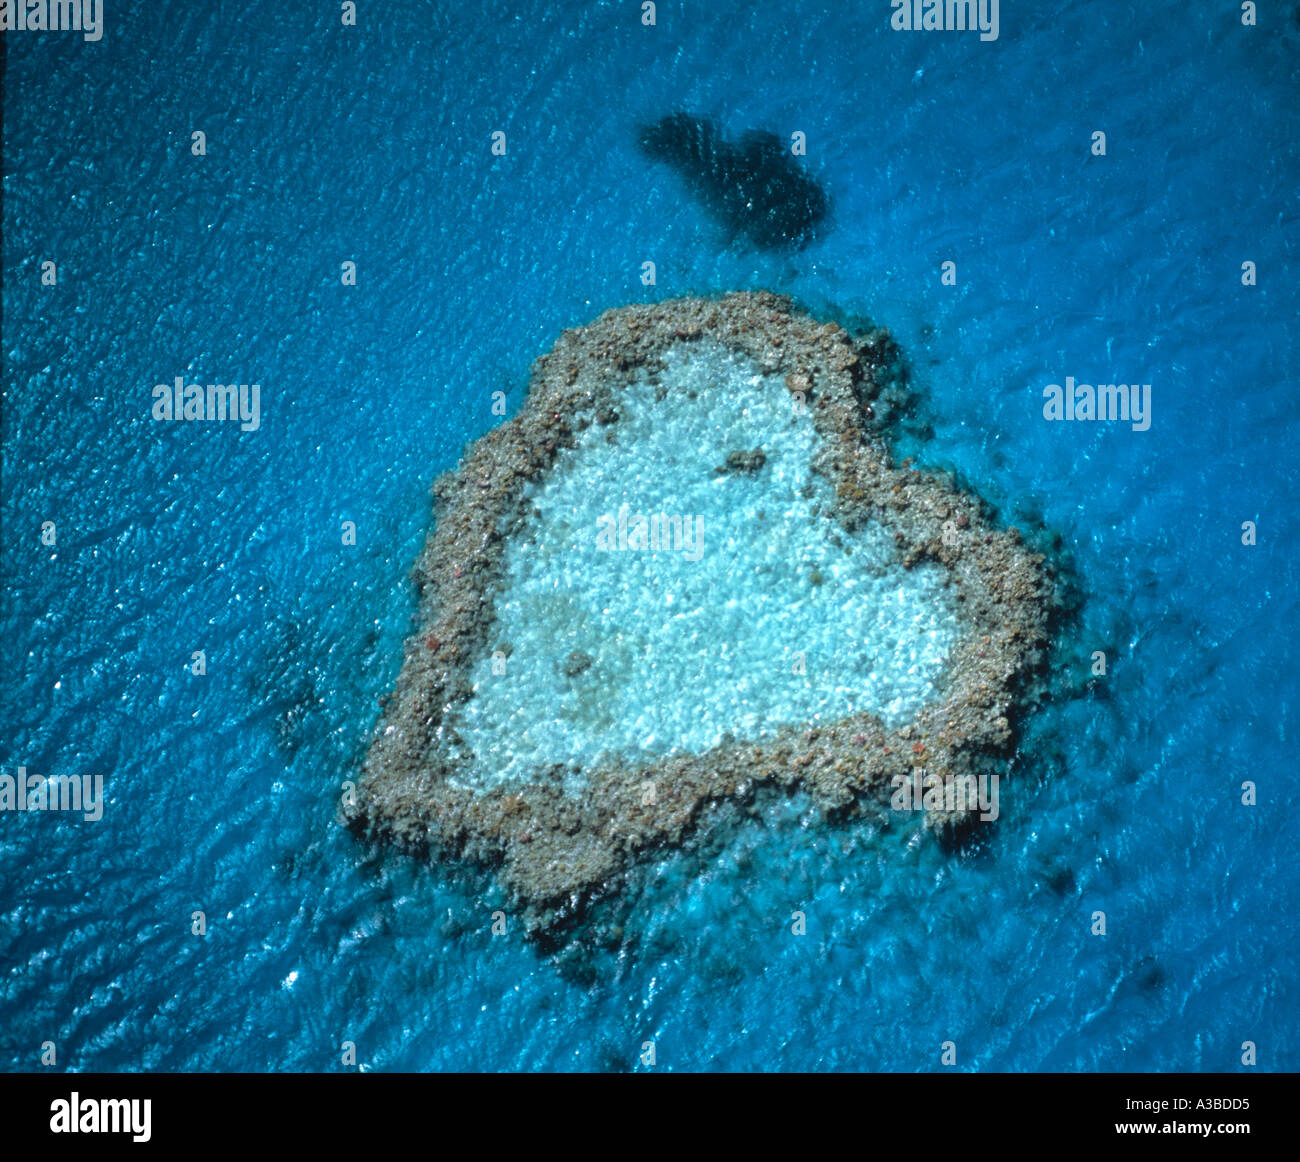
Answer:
(3, 0, 1297, 1072)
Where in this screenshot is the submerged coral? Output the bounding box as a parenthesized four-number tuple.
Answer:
(349, 292, 1055, 934)
(636, 113, 830, 250)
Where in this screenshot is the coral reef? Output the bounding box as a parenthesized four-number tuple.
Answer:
(349, 292, 1056, 935)
(636, 113, 830, 249)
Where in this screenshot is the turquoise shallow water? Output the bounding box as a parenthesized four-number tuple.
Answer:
(2, 0, 1298, 1071)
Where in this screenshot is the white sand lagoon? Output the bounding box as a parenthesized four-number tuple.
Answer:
(448, 340, 960, 791)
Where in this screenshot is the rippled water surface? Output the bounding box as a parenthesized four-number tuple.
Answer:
(2, 0, 1297, 1071)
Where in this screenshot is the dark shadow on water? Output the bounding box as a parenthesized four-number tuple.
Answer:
(636, 112, 830, 251)
(1120, 954, 1169, 996)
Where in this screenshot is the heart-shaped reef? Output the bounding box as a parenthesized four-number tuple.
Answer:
(350, 292, 1056, 935)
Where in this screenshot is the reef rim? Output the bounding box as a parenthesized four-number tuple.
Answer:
(349, 291, 1055, 934)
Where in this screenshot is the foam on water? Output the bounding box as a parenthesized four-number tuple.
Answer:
(448, 340, 960, 791)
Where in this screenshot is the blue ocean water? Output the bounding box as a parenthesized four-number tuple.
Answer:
(2, 0, 1297, 1072)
